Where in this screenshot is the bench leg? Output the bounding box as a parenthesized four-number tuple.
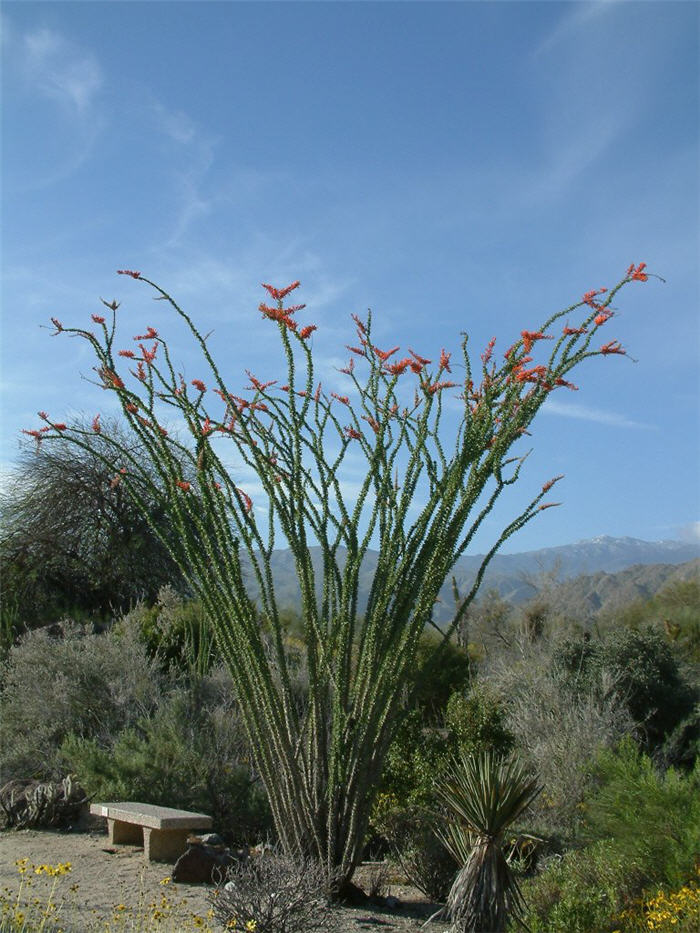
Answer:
(108, 819, 144, 847)
(143, 827, 192, 862)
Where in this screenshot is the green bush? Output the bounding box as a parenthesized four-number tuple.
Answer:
(61, 667, 271, 841)
(0, 620, 161, 781)
(521, 839, 644, 933)
(555, 627, 697, 752)
(583, 738, 700, 890)
(372, 683, 515, 898)
(121, 586, 215, 676)
(521, 741, 700, 933)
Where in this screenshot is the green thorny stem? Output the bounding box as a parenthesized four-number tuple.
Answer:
(32, 262, 654, 886)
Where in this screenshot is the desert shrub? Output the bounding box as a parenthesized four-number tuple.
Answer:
(521, 839, 645, 933)
(522, 742, 700, 933)
(209, 850, 338, 932)
(0, 427, 186, 633)
(121, 586, 215, 677)
(599, 576, 700, 662)
(583, 738, 700, 890)
(0, 620, 161, 782)
(61, 666, 271, 840)
(487, 650, 635, 841)
(372, 683, 514, 899)
(371, 797, 457, 901)
(410, 633, 472, 720)
(555, 626, 697, 753)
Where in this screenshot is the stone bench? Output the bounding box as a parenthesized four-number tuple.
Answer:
(90, 802, 212, 862)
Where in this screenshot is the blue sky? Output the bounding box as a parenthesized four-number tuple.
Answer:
(2, 0, 698, 554)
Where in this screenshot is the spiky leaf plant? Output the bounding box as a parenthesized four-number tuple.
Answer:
(436, 750, 541, 932)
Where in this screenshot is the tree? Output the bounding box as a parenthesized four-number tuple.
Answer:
(0, 423, 185, 630)
(28, 263, 652, 885)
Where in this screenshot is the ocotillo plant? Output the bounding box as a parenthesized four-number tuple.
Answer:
(28, 263, 652, 885)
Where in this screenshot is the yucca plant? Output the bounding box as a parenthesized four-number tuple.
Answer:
(435, 750, 541, 932)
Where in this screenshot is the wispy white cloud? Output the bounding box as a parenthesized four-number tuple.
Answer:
(542, 398, 654, 430)
(534, 1, 618, 58)
(22, 26, 103, 114)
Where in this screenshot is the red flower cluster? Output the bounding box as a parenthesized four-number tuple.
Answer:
(627, 262, 648, 281)
(481, 338, 496, 366)
(563, 324, 587, 336)
(600, 340, 626, 355)
(521, 330, 554, 354)
(331, 393, 350, 405)
(133, 327, 158, 340)
(299, 324, 317, 340)
(246, 372, 276, 392)
(92, 314, 105, 324)
(176, 480, 191, 491)
(582, 288, 607, 306)
(191, 379, 207, 393)
(261, 281, 301, 301)
(92, 414, 101, 433)
(374, 345, 400, 362)
(117, 270, 141, 279)
(345, 426, 362, 440)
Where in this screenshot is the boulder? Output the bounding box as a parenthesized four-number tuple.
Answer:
(172, 839, 246, 884)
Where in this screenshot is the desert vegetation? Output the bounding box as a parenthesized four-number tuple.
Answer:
(2, 265, 699, 931)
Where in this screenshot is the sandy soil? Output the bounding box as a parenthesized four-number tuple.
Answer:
(0, 824, 450, 931)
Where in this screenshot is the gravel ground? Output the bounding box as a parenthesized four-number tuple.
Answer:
(0, 826, 451, 931)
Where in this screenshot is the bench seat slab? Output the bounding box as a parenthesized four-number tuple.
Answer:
(91, 802, 212, 862)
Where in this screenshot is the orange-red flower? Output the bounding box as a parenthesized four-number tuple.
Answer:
(409, 349, 432, 366)
(439, 348, 452, 372)
(582, 288, 607, 306)
(481, 338, 496, 365)
(299, 324, 317, 340)
(236, 488, 253, 512)
(541, 475, 564, 494)
(331, 393, 350, 405)
(554, 378, 578, 391)
(626, 262, 648, 281)
(384, 358, 411, 376)
(133, 327, 158, 341)
(600, 340, 626, 355)
(176, 480, 191, 491)
(92, 415, 101, 433)
(246, 372, 276, 392)
(261, 281, 300, 301)
(594, 311, 613, 326)
(117, 269, 141, 279)
(119, 350, 135, 358)
(191, 379, 207, 392)
(563, 324, 587, 336)
(92, 314, 105, 324)
(374, 345, 400, 362)
(345, 426, 362, 440)
(521, 330, 554, 354)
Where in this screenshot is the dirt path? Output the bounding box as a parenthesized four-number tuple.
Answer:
(0, 827, 450, 931)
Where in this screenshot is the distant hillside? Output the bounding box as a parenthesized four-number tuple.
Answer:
(242, 536, 700, 622)
(529, 558, 700, 622)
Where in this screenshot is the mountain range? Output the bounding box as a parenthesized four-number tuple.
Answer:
(246, 536, 700, 623)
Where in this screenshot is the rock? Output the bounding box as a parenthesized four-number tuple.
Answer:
(189, 832, 225, 847)
(172, 841, 244, 884)
(337, 880, 369, 905)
